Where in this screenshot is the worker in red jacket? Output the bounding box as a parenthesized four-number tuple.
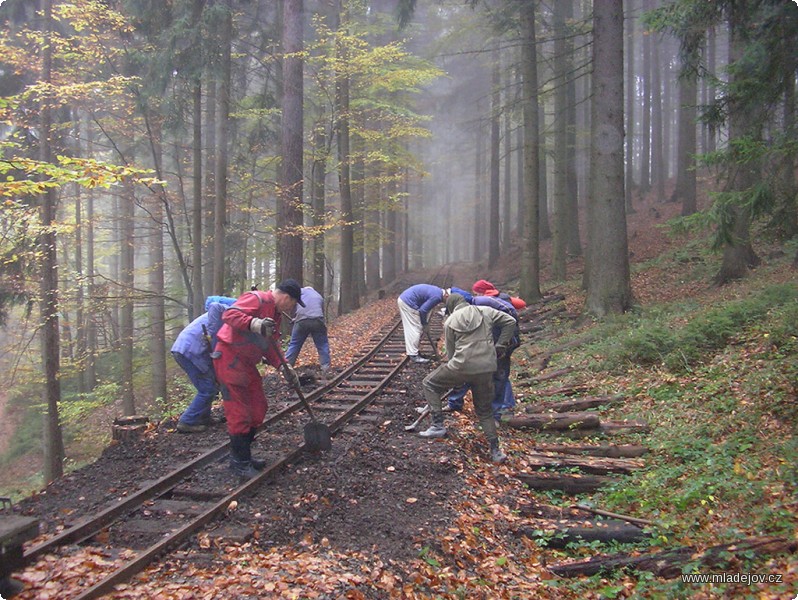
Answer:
(214, 279, 305, 478)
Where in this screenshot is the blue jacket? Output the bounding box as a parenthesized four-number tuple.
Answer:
(171, 302, 229, 373)
(450, 286, 474, 303)
(472, 295, 520, 348)
(399, 284, 445, 325)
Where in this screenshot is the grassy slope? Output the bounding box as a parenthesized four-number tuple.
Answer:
(501, 226, 797, 598)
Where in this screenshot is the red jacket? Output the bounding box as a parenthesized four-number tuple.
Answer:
(215, 290, 282, 368)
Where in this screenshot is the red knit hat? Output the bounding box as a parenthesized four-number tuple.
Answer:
(510, 296, 527, 310)
(472, 279, 499, 296)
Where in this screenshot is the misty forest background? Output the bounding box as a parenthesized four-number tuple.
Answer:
(0, 0, 795, 487)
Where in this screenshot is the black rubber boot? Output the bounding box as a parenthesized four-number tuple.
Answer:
(247, 428, 266, 471)
(229, 434, 259, 478)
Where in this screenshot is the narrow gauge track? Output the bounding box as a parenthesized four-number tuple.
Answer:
(19, 272, 451, 599)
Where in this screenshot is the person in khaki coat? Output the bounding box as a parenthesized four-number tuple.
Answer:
(419, 293, 517, 463)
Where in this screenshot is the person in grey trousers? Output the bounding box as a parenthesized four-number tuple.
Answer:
(418, 293, 517, 463)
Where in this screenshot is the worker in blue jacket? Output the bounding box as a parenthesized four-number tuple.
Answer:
(172, 296, 236, 433)
(397, 284, 448, 363)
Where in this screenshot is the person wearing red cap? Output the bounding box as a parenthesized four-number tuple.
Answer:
(471, 279, 499, 296)
(213, 279, 305, 478)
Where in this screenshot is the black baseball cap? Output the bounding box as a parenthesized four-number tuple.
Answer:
(277, 279, 305, 307)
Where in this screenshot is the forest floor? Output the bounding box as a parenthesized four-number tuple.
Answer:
(3, 183, 798, 599)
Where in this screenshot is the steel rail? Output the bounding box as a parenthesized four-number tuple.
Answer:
(19, 270, 453, 597)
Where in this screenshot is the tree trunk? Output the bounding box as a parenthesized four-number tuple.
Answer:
(474, 116, 484, 262)
(365, 164, 380, 289)
(351, 144, 364, 305)
(336, 1, 355, 314)
(538, 101, 551, 242)
(310, 126, 327, 291)
(191, 79, 203, 318)
(519, 3, 542, 303)
(549, 536, 796, 578)
(651, 29, 665, 203)
(639, 0, 652, 195)
(563, 0, 581, 257)
(624, 0, 636, 213)
(552, 0, 568, 280)
(502, 76, 512, 253)
(505, 412, 601, 431)
(383, 177, 398, 284)
(149, 127, 168, 406)
(516, 68, 525, 229)
(514, 472, 614, 494)
(585, 0, 633, 316)
(674, 56, 697, 216)
(715, 0, 760, 284)
(84, 115, 97, 391)
(521, 521, 649, 549)
(203, 78, 216, 296)
(39, 0, 64, 483)
(278, 0, 305, 283)
(213, 1, 232, 294)
(120, 174, 136, 416)
(488, 44, 501, 267)
(73, 154, 86, 396)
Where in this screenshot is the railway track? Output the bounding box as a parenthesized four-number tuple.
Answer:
(10, 274, 452, 599)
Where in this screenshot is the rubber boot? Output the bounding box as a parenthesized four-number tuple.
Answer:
(229, 434, 259, 478)
(489, 438, 507, 464)
(247, 428, 266, 471)
(419, 412, 447, 438)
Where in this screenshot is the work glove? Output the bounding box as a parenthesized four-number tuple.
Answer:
(249, 316, 275, 337)
(495, 344, 508, 360)
(282, 363, 301, 389)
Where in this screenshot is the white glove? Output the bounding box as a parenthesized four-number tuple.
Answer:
(249, 317, 275, 336)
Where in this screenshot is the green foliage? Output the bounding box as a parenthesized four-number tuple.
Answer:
(600, 283, 798, 372)
(58, 382, 120, 426)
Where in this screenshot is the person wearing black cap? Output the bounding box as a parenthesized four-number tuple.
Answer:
(213, 279, 305, 478)
(285, 286, 331, 380)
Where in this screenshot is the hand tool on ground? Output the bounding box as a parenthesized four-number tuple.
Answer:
(268, 338, 332, 451)
(424, 326, 441, 360)
(404, 389, 453, 431)
(405, 405, 430, 431)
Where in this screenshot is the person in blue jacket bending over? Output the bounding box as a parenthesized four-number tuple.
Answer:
(397, 284, 448, 363)
(172, 296, 236, 433)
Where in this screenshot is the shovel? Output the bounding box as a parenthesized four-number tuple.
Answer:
(403, 389, 453, 431)
(423, 327, 441, 360)
(270, 339, 332, 452)
(404, 405, 430, 431)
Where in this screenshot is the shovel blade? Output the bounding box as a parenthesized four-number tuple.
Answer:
(304, 422, 332, 452)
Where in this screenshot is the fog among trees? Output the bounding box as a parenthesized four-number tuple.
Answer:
(0, 0, 795, 479)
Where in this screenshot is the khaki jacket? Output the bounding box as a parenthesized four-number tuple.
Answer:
(443, 304, 517, 374)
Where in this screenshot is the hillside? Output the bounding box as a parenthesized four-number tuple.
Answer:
(2, 188, 797, 599)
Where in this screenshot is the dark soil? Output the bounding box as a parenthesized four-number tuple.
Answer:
(12, 358, 469, 573)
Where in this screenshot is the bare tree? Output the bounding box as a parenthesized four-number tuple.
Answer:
(278, 0, 305, 282)
(519, 2, 542, 303)
(39, 0, 64, 482)
(585, 0, 633, 316)
(213, 1, 232, 294)
(488, 43, 501, 267)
